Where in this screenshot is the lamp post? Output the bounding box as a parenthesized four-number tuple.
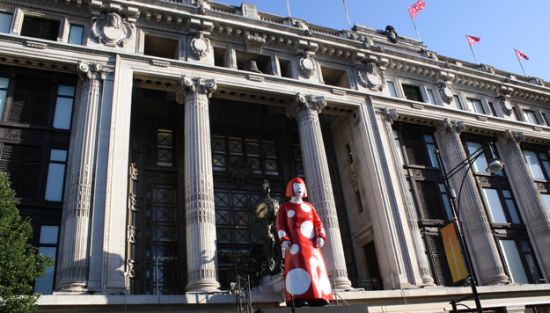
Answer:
(435, 142, 504, 313)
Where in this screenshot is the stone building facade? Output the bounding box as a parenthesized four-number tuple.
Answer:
(0, 0, 549, 312)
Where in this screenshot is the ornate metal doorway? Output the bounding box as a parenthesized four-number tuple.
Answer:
(126, 89, 186, 294)
(209, 99, 300, 288)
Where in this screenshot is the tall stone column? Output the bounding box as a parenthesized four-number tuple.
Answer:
(380, 108, 435, 286)
(435, 119, 509, 285)
(177, 76, 220, 292)
(497, 131, 550, 280)
(287, 93, 352, 290)
(56, 62, 105, 292)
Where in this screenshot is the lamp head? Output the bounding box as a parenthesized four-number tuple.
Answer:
(486, 159, 504, 173)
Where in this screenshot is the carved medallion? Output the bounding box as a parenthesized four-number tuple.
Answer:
(190, 32, 211, 60)
(498, 95, 513, 116)
(357, 62, 384, 91)
(299, 55, 316, 78)
(91, 12, 135, 47)
(438, 82, 454, 103)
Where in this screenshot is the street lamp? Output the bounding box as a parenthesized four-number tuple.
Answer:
(435, 142, 504, 313)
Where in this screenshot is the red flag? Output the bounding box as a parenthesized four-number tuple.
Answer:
(514, 49, 529, 60)
(409, 0, 426, 19)
(466, 35, 480, 46)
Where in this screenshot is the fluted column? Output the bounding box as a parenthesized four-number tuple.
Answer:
(380, 108, 435, 286)
(287, 93, 352, 290)
(435, 119, 509, 285)
(56, 62, 105, 292)
(497, 131, 550, 280)
(178, 76, 220, 292)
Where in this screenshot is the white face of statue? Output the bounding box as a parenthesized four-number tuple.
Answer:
(292, 183, 305, 198)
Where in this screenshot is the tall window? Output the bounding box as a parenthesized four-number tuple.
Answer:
(0, 12, 12, 33)
(500, 240, 541, 284)
(0, 76, 8, 118)
(44, 149, 67, 202)
(463, 135, 542, 284)
(34, 225, 59, 294)
(393, 123, 453, 286)
(53, 85, 75, 130)
(541, 194, 550, 217)
(523, 147, 550, 181)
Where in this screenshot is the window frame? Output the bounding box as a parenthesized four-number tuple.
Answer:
(19, 13, 62, 41)
(34, 225, 59, 294)
(523, 109, 541, 125)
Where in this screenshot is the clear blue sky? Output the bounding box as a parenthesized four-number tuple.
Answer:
(215, 0, 550, 81)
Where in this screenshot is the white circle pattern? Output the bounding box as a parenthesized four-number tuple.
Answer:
(300, 221, 314, 239)
(278, 230, 287, 239)
(290, 244, 300, 255)
(285, 268, 311, 295)
(287, 210, 295, 218)
(300, 203, 311, 212)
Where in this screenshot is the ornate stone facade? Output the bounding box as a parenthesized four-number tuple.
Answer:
(0, 0, 549, 312)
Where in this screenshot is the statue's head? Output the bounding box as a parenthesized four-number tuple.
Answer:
(285, 177, 307, 198)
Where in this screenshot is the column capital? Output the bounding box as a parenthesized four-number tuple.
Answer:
(502, 129, 525, 144)
(286, 93, 326, 118)
(77, 62, 109, 81)
(379, 107, 399, 124)
(176, 75, 217, 104)
(440, 118, 465, 134)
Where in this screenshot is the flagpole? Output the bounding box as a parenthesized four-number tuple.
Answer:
(514, 49, 528, 76)
(286, 0, 291, 17)
(467, 41, 479, 64)
(343, 0, 352, 27)
(410, 15, 422, 42)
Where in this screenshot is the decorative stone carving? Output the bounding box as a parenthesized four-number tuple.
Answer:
(357, 61, 385, 91)
(287, 93, 326, 118)
(498, 86, 514, 116)
(77, 62, 107, 80)
(190, 31, 211, 60)
(381, 107, 398, 124)
(176, 76, 216, 104)
(384, 25, 398, 43)
(244, 32, 266, 54)
(528, 77, 544, 86)
(298, 54, 316, 78)
(437, 71, 455, 103)
(442, 118, 465, 133)
(504, 130, 524, 143)
(91, 12, 135, 47)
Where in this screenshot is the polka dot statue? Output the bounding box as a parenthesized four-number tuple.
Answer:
(276, 177, 333, 307)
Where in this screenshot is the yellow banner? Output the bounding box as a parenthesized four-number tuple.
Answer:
(440, 223, 468, 283)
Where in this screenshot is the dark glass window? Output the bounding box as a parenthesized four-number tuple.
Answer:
(467, 98, 486, 114)
(68, 24, 84, 45)
(386, 81, 398, 97)
(523, 110, 540, 125)
(462, 134, 542, 284)
(0, 12, 12, 33)
(34, 225, 58, 294)
(394, 123, 454, 286)
(21, 16, 60, 40)
(402, 84, 424, 102)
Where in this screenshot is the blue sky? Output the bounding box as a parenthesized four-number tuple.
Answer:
(215, 0, 550, 81)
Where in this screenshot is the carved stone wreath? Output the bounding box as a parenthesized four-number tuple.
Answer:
(91, 12, 135, 47)
(357, 62, 384, 91)
(299, 54, 316, 78)
(190, 32, 211, 60)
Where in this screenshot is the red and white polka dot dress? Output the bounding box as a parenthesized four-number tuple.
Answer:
(276, 200, 333, 304)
